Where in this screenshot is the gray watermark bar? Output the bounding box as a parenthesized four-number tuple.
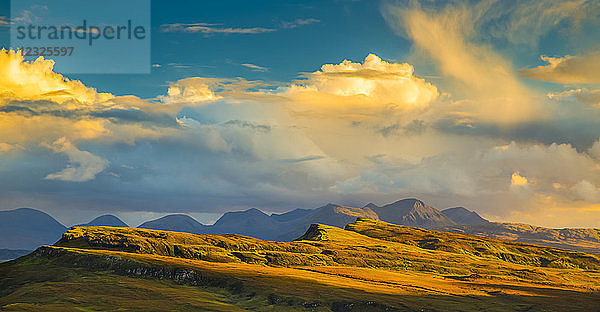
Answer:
(10, 0, 150, 74)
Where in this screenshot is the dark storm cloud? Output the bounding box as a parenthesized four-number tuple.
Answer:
(91, 109, 179, 127)
(434, 118, 600, 152)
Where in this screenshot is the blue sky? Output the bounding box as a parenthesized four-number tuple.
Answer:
(68, 0, 411, 97)
(1, 0, 600, 228)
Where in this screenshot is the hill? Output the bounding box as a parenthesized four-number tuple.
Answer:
(138, 214, 209, 233)
(442, 222, 600, 255)
(1, 219, 600, 311)
(372, 198, 456, 228)
(0, 208, 66, 250)
(78, 215, 129, 227)
(442, 207, 489, 224)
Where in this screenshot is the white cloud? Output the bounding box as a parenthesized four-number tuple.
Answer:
(573, 180, 600, 203)
(160, 23, 275, 34)
(286, 54, 438, 114)
(161, 18, 319, 34)
(44, 137, 109, 182)
(281, 18, 320, 29)
(241, 63, 268, 72)
(158, 77, 220, 105)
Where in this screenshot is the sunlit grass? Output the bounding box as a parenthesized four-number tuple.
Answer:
(2, 218, 600, 311)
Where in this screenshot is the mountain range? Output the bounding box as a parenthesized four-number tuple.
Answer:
(3, 198, 600, 258)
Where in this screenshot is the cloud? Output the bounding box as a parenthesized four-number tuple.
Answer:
(158, 77, 221, 105)
(383, 1, 546, 124)
(519, 51, 600, 84)
(0, 50, 174, 146)
(589, 138, 600, 160)
(0, 49, 112, 105)
(511, 172, 528, 186)
(3, 38, 600, 228)
(241, 63, 269, 72)
(479, 0, 600, 47)
(0, 16, 9, 27)
(43, 137, 109, 182)
(286, 54, 438, 115)
(378, 120, 426, 137)
(161, 18, 319, 35)
(547, 88, 600, 108)
(0, 143, 23, 153)
(160, 23, 276, 34)
(573, 180, 600, 202)
(280, 18, 320, 29)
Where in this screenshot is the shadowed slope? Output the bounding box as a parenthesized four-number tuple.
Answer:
(373, 199, 456, 228)
(0, 208, 66, 250)
(442, 207, 488, 224)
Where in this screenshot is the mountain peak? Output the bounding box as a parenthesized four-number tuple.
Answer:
(389, 198, 424, 206)
(81, 215, 128, 227)
(373, 198, 456, 228)
(363, 203, 379, 209)
(442, 207, 488, 225)
(245, 207, 269, 216)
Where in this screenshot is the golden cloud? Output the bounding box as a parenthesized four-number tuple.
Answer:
(383, 3, 548, 124)
(0, 49, 112, 105)
(511, 172, 528, 186)
(0, 50, 172, 148)
(519, 51, 600, 84)
(286, 54, 438, 116)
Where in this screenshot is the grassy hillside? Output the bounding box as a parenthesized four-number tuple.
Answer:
(2, 219, 600, 311)
(440, 222, 600, 255)
(347, 218, 600, 269)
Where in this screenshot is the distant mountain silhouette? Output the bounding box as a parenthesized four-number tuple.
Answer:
(275, 204, 380, 241)
(210, 208, 282, 239)
(137, 204, 380, 241)
(441, 207, 488, 225)
(138, 214, 209, 233)
(371, 198, 456, 228)
(362, 203, 380, 210)
(304, 204, 378, 227)
(0, 249, 31, 261)
(271, 208, 313, 222)
(0, 208, 66, 250)
(78, 215, 129, 227)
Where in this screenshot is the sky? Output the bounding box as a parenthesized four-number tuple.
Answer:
(1, 0, 600, 228)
